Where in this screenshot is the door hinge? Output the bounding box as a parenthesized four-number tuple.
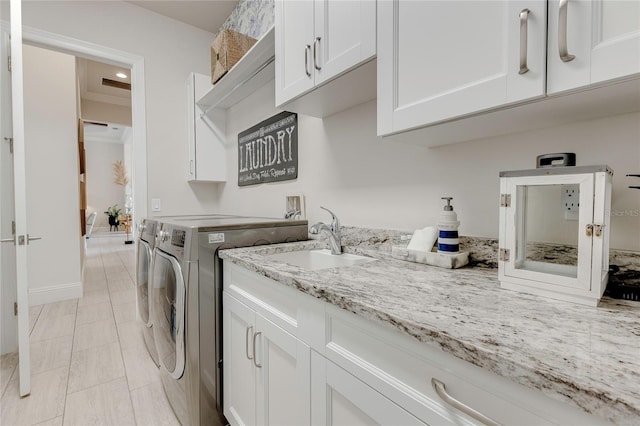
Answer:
(7, 55, 11, 72)
(14, 302, 18, 316)
(500, 194, 511, 207)
(12, 221, 15, 236)
(499, 248, 510, 261)
(4, 137, 12, 154)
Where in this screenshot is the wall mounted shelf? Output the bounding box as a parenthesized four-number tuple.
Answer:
(197, 26, 275, 113)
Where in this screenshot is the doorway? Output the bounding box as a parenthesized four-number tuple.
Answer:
(78, 57, 134, 243)
(0, 25, 148, 357)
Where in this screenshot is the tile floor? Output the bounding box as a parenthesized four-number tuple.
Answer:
(0, 236, 180, 426)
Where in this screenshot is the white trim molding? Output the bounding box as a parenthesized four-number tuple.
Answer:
(28, 282, 82, 306)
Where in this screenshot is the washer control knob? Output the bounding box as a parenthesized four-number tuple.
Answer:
(158, 230, 169, 243)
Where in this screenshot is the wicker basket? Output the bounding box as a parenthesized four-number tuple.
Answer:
(211, 29, 257, 84)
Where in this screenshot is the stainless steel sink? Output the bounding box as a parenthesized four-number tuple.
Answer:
(267, 249, 374, 271)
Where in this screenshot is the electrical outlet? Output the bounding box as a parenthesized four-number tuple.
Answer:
(284, 194, 305, 219)
(561, 185, 579, 221)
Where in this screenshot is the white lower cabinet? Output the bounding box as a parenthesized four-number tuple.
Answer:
(223, 292, 310, 426)
(223, 262, 608, 426)
(223, 293, 256, 426)
(311, 350, 426, 425)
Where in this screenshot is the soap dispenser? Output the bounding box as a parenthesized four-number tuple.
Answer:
(437, 197, 460, 254)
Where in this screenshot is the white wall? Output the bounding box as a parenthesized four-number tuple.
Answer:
(20, 1, 221, 217)
(15, 1, 639, 253)
(23, 44, 82, 304)
(81, 99, 132, 126)
(85, 141, 125, 229)
(217, 82, 640, 251)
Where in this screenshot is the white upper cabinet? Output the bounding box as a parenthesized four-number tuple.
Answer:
(275, 0, 316, 104)
(275, 0, 376, 116)
(378, 0, 547, 136)
(187, 72, 225, 182)
(378, 0, 640, 142)
(547, 0, 640, 94)
(313, 0, 376, 85)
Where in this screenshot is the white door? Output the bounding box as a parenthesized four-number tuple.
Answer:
(0, 0, 31, 396)
(313, 0, 376, 85)
(547, 0, 640, 94)
(1, 26, 17, 356)
(223, 293, 257, 426)
(275, 0, 316, 106)
(255, 313, 310, 426)
(377, 0, 547, 136)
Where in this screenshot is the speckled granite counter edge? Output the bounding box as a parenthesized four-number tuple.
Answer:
(220, 230, 640, 424)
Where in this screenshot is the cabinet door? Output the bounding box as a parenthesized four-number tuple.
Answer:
(547, 0, 640, 94)
(223, 293, 257, 426)
(311, 353, 426, 426)
(255, 313, 310, 426)
(187, 72, 226, 182)
(313, 0, 376, 85)
(378, 0, 546, 136)
(275, 0, 316, 106)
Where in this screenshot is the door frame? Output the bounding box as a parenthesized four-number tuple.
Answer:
(18, 25, 149, 233)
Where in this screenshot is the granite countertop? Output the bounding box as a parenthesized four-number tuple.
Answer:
(219, 238, 640, 425)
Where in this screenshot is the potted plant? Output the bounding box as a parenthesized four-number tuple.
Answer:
(104, 204, 122, 231)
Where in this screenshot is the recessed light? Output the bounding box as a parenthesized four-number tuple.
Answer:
(116, 72, 128, 79)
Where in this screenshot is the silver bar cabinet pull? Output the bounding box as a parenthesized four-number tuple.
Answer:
(245, 325, 254, 360)
(313, 37, 321, 71)
(519, 9, 530, 74)
(431, 378, 502, 426)
(1, 237, 15, 243)
(252, 331, 262, 368)
(558, 0, 576, 62)
(304, 45, 312, 77)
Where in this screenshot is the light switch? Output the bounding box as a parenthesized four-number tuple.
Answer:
(152, 198, 161, 212)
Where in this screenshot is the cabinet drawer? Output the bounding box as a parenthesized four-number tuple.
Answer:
(324, 304, 608, 426)
(223, 262, 325, 343)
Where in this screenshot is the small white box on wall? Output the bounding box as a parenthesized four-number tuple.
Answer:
(285, 194, 305, 219)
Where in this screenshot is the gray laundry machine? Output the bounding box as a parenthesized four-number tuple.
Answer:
(151, 216, 307, 426)
(136, 215, 234, 367)
(136, 217, 161, 366)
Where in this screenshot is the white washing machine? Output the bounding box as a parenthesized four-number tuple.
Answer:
(151, 216, 308, 426)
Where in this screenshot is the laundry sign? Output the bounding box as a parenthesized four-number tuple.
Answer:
(238, 111, 298, 186)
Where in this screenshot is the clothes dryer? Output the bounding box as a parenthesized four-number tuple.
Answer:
(151, 216, 307, 426)
(136, 218, 161, 366)
(136, 215, 234, 367)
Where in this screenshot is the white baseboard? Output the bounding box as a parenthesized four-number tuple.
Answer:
(29, 282, 82, 306)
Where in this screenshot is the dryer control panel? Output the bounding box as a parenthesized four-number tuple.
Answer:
(171, 230, 186, 247)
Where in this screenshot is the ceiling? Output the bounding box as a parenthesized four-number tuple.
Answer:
(77, 58, 132, 108)
(84, 122, 131, 145)
(127, 0, 239, 33)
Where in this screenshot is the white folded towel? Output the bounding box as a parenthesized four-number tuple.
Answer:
(407, 226, 438, 252)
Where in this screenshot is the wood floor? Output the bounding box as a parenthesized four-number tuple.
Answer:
(0, 236, 180, 426)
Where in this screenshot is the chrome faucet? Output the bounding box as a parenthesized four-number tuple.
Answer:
(284, 209, 301, 219)
(309, 206, 341, 255)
